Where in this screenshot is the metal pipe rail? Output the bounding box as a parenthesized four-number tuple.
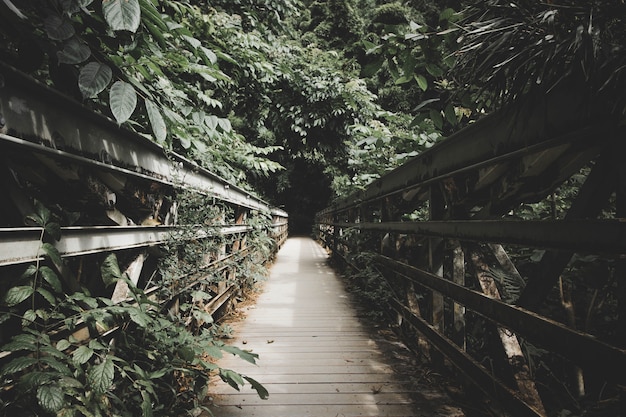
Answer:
(316, 83, 625, 416)
(0, 225, 252, 266)
(0, 63, 288, 377)
(0, 62, 285, 215)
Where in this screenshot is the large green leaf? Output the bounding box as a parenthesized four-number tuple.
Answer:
(145, 100, 167, 143)
(42, 243, 62, 266)
(102, 0, 141, 33)
(44, 15, 75, 40)
(79, 62, 112, 98)
(221, 345, 258, 365)
(129, 309, 151, 327)
(88, 357, 114, 394)
(100, 253, 122, 287)
(415, 74, 428, 91)
(57, 38, 91, 64)
(219, 369, 244, 391)
(37, 384, 65, 412)
(1, 357, 38, 375)
(73, 345, 94, 364)
(3, 286, 34, 306)
(109, 81, 137, 124)
(244, 376, 269, 400)
(40, 266, 62, 293)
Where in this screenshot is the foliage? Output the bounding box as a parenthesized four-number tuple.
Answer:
(331, 111, 440, 195)
(0, 202, 268, 416)
(453, 0, 626, 114)
(0, 0, 285, 183)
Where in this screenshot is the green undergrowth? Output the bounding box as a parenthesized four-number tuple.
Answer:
(0, 201, 271, 416)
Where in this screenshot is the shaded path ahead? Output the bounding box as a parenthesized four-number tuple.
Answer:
(208, 237, 462, 417)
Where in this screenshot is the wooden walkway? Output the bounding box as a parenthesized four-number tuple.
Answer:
(208, 237, 462, 417)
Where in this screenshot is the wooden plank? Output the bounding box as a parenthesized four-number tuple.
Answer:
(208, 403, 419, 417)
(206, 237, 461, 416)
(215, 373, 409, 385)
(218, 356, 392, 369)
(212, 392, 414, 406)
(211, 382, 413, 395)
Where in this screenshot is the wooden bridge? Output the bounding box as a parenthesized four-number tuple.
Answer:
(0, 63, 625, 417)
(208, 237, 463, 417)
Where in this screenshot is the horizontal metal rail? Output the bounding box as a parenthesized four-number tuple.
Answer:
(0, 225, 252, 266)
(332, 220, 626, 254)
(375, 255, 626, 384)
(389, 298, 545, 417)
(0, 62, 286, 217)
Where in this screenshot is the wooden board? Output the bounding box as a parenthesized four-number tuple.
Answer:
(206, 237, 463, 417)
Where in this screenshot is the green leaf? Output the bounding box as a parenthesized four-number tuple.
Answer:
(40, 266, 63, 293)
(3, 285, 34, 306)
(145, 100, 167, 143)
(244, 376, 269, 400)
(0, 312, 11, 324)
(45, 222, 62, 241)
(44, 15, 75, 40)
(22, 309, 37, 326)
(394, 75, 412, 85)
(58, 376, 84, 388)
(102, 0, 141, 33)
(39, 345, 65, 359)
(221, 345, 258, 365)
(415, 74, 428, 91)
(217, 118, 231, 133)
(192, 309, 214, 324)
(129, 309, 150, 327)
(219, 369, 244, 391)
(205, 114, 218, 130)
(444, 103, 457, 125)
(57, 37, 91, 64)
(177, 346, 195, 362)
(141, 391, 153, 417)
(202, 344, 222, 360)
(18, 372, 56, 390)
(200, 46, 217, 64)
(88, 357, 114, 394)
(2, 333, 38, 352)
(37, 384, 65, 412)
(101, 253, 122, 287)
(79, 62, 112, 98)
(37, 287, 57, 306)
(40, 357, 72, 375)
(2, 357, 38, 375)
(42, 243, 62, 266)
(26, 200, 49, 227)
(56, 339, 71, 351)
(429, 109, 443, 130)
(109, 81, 137, 125)
(21, 264, 38, 280)
(425, 64, 444, 77)
(439, 7, 457, 22)
(73, 345, 94, 364)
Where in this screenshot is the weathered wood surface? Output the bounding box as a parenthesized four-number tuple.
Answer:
(207, 237, 463, 417)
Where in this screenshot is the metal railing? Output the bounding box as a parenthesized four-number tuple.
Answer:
(0, 63, 287, 359)
(316, 85, 625, 417)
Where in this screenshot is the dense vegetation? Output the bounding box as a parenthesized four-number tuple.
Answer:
(1, 0, 625, 416)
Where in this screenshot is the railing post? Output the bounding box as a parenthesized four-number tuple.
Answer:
(451, 241, 465, 350)
(616, 142, 626, 415)
(429, 185, 445, 366)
